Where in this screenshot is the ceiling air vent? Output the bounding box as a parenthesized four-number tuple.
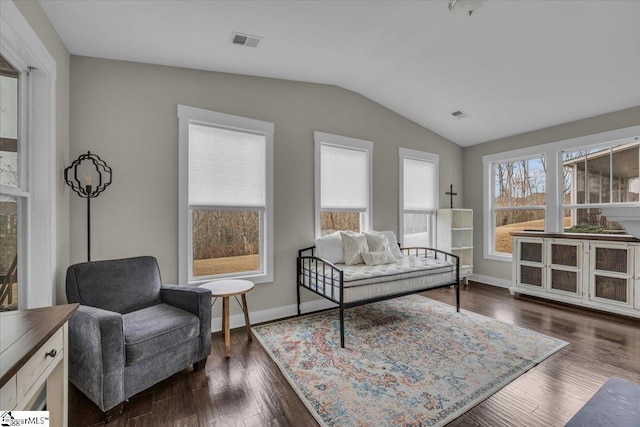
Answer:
(451, 110, 469, 119)
(230, 32, 263, 48)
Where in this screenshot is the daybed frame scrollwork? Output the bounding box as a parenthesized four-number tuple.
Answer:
(297, 246, 460, 348)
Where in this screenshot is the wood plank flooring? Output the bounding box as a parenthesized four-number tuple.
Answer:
(68, 283, 640, 426)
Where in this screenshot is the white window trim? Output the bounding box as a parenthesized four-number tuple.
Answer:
(177, 105, 274, 285)
(483, 125, 640, 262)
(1, 2, 57, 308)
(398, 147, 439, 247)
(314, 131, 373, 238)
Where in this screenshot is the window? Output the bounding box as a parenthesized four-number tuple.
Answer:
(399, 148, 438, 247)
(178, 105, 274, 284)
(314, 132, 373, 237)
(484, 126, 640, 262)
(0, 54, 20, 310)
(491, 156, 546, 255)
(562, 141, 639, 233)
(1, 2, 57, 310)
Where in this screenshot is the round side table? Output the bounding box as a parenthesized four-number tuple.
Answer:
(200, 279, 254, 358)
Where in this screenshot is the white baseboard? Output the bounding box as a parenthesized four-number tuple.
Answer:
(301, 298, 338, 313)
(209, 277, 517, 332)
(210, 298, 337, 333)
(469, 274, 512, 289)
(209, 275, 520, 332)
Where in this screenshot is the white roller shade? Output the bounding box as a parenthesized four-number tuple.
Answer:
(189, 123, 266, 208)
(403, 158, 435, 211)
(321, 144, 368, 211)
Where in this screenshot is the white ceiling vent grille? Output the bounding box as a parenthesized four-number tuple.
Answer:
(230, 32, 263, 48)
(451, 110, 469, 119)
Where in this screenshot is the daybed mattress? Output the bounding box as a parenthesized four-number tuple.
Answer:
(300, 255, 456, 303)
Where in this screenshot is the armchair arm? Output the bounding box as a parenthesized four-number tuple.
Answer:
(161, 285, 212, 359)
(68, 305, 125, 412)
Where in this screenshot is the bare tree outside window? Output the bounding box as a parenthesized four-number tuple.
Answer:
(0, 54, 19, 311)
(493, 157, 546, 254)
(320, 212, 360, 235)
(192, 210, 260, 277)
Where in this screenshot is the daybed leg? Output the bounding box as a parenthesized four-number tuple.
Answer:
(340, 306, 345, 348)
(296, 259, 301, 316)
(455, 257, 460, 313)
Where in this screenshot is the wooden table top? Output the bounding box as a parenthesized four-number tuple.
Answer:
(0, 303, 78, 387)
(509, 231, 640, 243)
(199, 279, 255, 297)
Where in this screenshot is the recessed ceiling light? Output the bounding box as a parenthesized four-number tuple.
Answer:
(230, 32, 263, 48)
(449, 0, 487, 16)
(451, 110, 469, 119)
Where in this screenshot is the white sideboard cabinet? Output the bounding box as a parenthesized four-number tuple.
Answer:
(511, 232, 640, 318)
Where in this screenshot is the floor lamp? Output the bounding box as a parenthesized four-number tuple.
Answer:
(64, 151, 112, 261)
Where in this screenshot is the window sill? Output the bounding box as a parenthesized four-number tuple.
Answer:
(189, 271, 272, 286)
(484, 252, 512, 263)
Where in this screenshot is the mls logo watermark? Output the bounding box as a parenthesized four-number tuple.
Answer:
(0, 411, 49, 426)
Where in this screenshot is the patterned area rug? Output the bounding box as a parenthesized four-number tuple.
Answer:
(252, 295, 568, 427)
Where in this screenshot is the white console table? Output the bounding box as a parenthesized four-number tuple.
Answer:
(510, 232, 640, 319)
(0, 304, 78, 427)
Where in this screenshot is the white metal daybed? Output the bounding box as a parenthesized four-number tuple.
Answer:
(297, 231, 460, 348)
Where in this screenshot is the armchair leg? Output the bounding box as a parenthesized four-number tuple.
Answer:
(193, 357, 207, 371)
(103, 402, 124, 423)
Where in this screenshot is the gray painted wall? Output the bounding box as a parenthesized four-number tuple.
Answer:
(69, 56, 463, 313)
(13, 0, 71, 304)
(12, 0, 640, 313)
(464, 106, 640, 284)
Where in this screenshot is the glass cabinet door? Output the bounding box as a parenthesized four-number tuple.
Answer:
(589, 243, 633, 307)
(516, 239, 544, 288)
(547, 240, 582, 296)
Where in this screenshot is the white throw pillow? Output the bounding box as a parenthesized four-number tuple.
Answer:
(314, 231, 344, 264)
(340, 232, 369, 265)
(364, 233, 390, 252)
(368, 230, 404, 259)
(361, 250, 397, 266)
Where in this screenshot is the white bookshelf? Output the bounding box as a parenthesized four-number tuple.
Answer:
(437, 209, 473, 283)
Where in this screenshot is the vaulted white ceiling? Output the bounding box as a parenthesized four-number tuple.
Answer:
(40, 0, 640, 146)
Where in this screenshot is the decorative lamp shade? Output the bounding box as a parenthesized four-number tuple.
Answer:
(63, 151, 112, 198)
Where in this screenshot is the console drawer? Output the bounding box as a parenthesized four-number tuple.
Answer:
(0, 375, 17, 410)
(16, 328, 63, 400)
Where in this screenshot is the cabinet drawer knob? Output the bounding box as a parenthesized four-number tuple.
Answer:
(45, 349, 57, 358)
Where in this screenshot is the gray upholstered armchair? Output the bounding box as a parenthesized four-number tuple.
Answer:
(65, 256, 211, 414)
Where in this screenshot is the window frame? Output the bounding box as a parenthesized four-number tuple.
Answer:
(314, 131, 373, 238)
(398, 147, 439, 248)
(487, 153, 548, 261)
(178, 105, 274, 285)
(1, 2, 57, 308)
(483, 125, 640, 262)
(562, 141, 640, 206)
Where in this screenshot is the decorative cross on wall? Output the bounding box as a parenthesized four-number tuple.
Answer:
(446, 184, 457, 209)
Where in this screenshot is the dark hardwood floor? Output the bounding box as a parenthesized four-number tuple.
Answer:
(69, 282, 640, 426)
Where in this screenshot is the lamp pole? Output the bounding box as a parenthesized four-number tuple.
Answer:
(86, 184, 92, 261)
